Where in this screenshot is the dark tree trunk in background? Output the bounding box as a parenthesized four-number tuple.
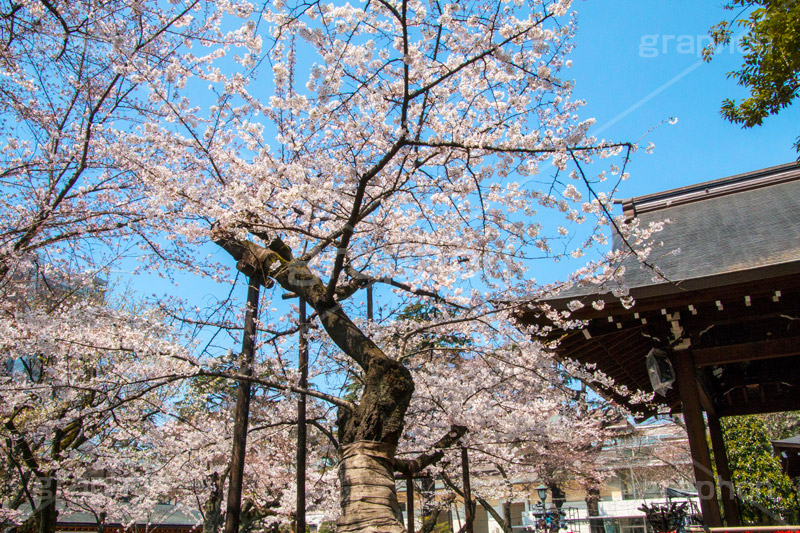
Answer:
(36, 473, 57, 533)
(203, 470, 228, 533)
(224, 276, 261, 533)
(586, 485, 603, 533)
(461, 447, 474, 533)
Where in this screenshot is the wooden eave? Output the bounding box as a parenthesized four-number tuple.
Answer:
(518, 266, 800, 419)
(535, 261, 800, 321)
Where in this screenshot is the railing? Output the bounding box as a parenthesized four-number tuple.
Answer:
(686, 527, 800, 532)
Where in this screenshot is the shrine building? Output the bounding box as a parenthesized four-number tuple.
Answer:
(517, 161, 800, 528)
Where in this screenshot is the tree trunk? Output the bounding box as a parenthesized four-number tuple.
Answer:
(460, 447, 474, 533)
(549, 484, 565, 511)
(549, 483, 565, 530)
(585, 485, 603, 533)
(503, 502, 513, 533)
(336, 357, 414, 533)
(215, 236, 416, 532)
(337, 441, 404, 532)
(203, 470, 227, 533)
(36, 473, 57, 533)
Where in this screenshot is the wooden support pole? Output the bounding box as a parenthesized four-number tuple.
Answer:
(707, 412, 741, 527)
(224, 276, 261, 533)
(461, 446, 474, 533)
(296, 299, 308, 533)
(367, 284, 374, 321)
(37, 473, 57, 533)
(406, 473, 415, 533)
(672, 350, 723, 528)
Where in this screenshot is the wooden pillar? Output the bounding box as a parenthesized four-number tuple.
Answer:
(707, 413, 741, 526)
(224, 276, 261, 533)
(406, 473, 415, 533)
(672, 350, 722, 527)
(296, 299, 308, 533)
(461, 446, 474, 533)
(367, 284, 374, 321)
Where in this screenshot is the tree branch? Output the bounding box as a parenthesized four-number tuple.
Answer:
(395, 425, 467, 475)
(196, 370, 355, 412)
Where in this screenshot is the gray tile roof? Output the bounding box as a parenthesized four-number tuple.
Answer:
(554, 162, 800, 301)
(617, 162, 800, 289)
(772, 435, 800, 449)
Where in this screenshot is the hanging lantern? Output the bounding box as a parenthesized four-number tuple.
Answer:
(646, 348, 675, 396)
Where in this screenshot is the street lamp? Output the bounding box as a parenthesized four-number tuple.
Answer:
(534, 484, 562, 533)
(536, 484, 548, 505)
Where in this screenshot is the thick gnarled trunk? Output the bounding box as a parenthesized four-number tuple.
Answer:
(336, 357, 415, 532)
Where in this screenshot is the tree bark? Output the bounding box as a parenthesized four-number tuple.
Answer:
(476, 497, 509, 533)
(549, 484, 565, 511)
(503, 502, 513, 533)
(461, 447, 475, 533)
(334, 356, 414, 532)
(203, 470, 228, 533)
(36, 473, 57, 533)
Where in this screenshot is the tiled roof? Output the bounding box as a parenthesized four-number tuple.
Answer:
(551, 161, 800, 302)
(772, 435, 800, 449)
(615, 161, 800, 290)
(520, 162, 800, 419)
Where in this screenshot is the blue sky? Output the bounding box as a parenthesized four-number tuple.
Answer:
(568, 0, 799, 199)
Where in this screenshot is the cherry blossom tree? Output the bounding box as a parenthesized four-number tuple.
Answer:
(0, 1, 270, 529)
(0, 287, 337, 532)
(0, 0, 262, 285)
(1, 0, 659, 530)
(87, 388, 339, 533)
(111, 2, 648, 531)
(105, 0, 650, 529)
(398, 337, 614, 533)
(0, 270, 195, 531)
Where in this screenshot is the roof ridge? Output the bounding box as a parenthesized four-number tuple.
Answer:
(619, 161, 800, 219)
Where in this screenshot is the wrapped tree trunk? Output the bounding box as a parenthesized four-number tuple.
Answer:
(337, 441, 404, 532)
(335, 357, 414, 533)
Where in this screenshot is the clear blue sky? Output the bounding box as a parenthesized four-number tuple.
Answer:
(568, 0, 799, 199)
(124, 0, 800, 312)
